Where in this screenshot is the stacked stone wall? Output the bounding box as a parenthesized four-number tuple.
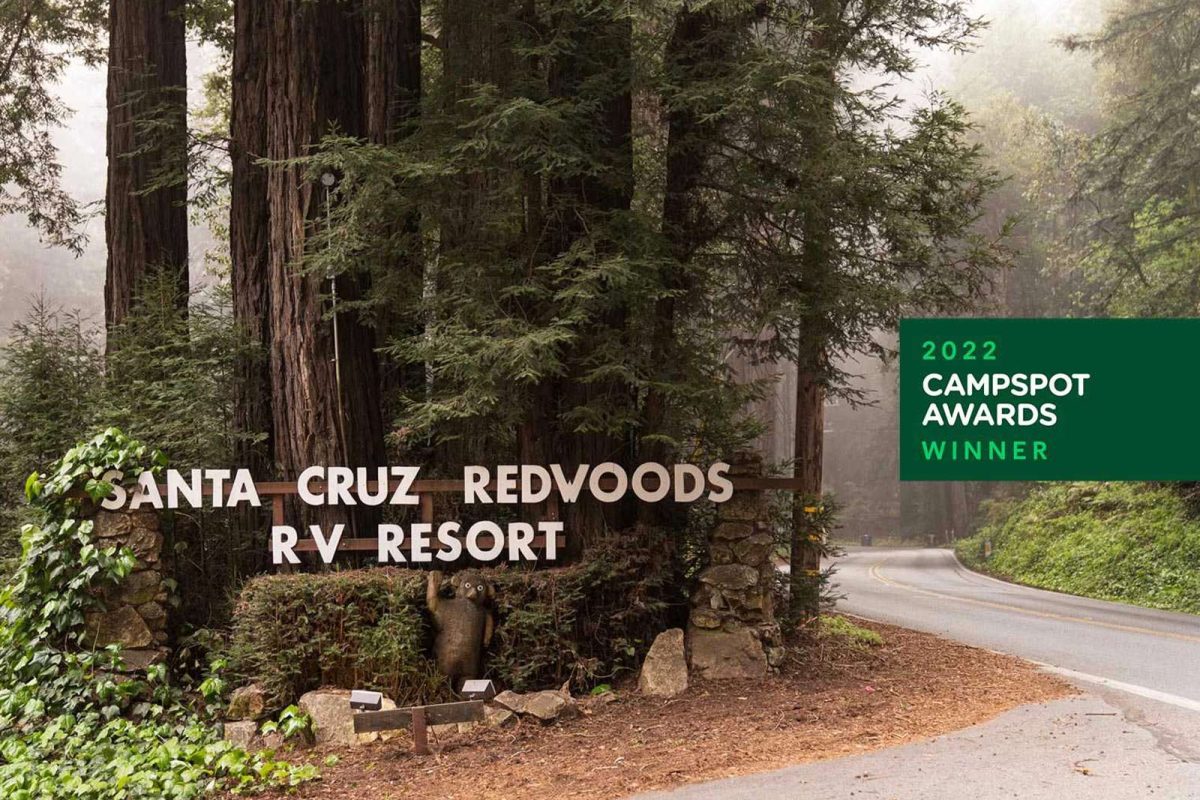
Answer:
(688, 452, 783, 679)
(84, 509, 170, 671)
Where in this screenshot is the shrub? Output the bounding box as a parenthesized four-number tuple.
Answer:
(958, 482, 1200, 613)
(227, 532, 683, 708)
(818, 615, 883, 649)
(227, 569, 444, 709)
(488, 533, 680, 691)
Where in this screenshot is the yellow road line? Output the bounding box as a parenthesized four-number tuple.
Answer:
(867, 561, 1200, 646)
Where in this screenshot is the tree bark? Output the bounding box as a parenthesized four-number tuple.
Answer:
(104, 0, 188, 337)
(365, 0, 424, 404)
(790, 346, 827, 618)
(365, 0, 421, 145)
(788, 0, 840, 621)
(265, 0, 385, 533)
(639, 4, 735, 525)
(231, 0, 273, 476)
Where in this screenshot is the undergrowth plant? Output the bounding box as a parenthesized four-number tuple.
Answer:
(958, 482, 1200, 614)
(0, 429, 316, 799)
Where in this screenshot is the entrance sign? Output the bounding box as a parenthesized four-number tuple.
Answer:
(901, 318, 1200, 481)
(97, 461, 736, 564)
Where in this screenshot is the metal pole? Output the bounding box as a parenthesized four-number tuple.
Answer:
(322, 174, 350, 463)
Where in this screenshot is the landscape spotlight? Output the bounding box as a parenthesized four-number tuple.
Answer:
(349, 689, 383, 711)
(460, 679, 497, 701)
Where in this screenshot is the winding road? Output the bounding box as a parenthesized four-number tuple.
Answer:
(639, 547, 1200, 799)
(836, 547, 1200, 710)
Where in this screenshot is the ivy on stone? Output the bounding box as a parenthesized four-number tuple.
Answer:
(0, 428, 316, 798)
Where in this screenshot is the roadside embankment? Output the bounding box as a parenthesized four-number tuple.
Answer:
(957, 483, 1200, 614)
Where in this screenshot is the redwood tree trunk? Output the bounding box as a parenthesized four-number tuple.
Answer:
(266, 0, 385, 533)
(365, 0, 423, 403)
(365, 0, 421, 145)
(790, 351, 826, 618)
(105, 0, 188, 337)
(231, 0, 273, 475)
(640, 4, 735, 526)
(788, 0, 840, 621)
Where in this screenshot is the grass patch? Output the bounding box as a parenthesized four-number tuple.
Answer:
(957, 482, 1200, 614)
(818, 615, 884, 649)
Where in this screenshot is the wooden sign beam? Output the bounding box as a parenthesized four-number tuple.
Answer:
(352, 700, 485, 734)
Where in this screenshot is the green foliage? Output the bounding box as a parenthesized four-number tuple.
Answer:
(958, 482, 1200, 614)
(228, 535, 681, 707)
(1, 429, 160, 723)
(0, 0, 106, 252)
(487, 534, 679, 690)
(0, 297, 103, 567)
(292, 1, 1003, 571)
(227, 569, 444, 709)
(692, 0, 1005, 396)
(818, 616, 883, 650)
(776, 492, 842, 625)
(102, 274, 264, 624)
(1084, 198, 1200, 317)
(0, 715, 318, 799)
(1066, 0, 1200, 315)
(102, 273, 255, 471)
(0, 429, 314, 799)
(259, 705, 311, 743)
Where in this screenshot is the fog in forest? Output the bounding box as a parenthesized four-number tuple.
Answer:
(0, 0, 1110, 541)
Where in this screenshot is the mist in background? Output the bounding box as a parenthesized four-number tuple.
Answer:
(0, 42, 218, 337)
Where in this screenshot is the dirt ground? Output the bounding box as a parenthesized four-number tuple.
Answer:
(240, 619, 1071, 800)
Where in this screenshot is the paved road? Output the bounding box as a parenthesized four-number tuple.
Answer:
(636, 547, 1200, 799)
(637, 695, 1200, 799)
(835, 547, 1200, 712)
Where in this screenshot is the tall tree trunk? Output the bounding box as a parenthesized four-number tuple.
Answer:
(789, 0, 840, 621)
(547, 0, 635, 549)
(265, 0, 385, 534)
(365, 0, 423, 409)
(231, 0, 273, 476)
(643, 4, 749, 527)
(104, 0, 188, 338)
(790, 346, 827, 618)
(365, 0, 421, 144)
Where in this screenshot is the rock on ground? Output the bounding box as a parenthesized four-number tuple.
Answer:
(485, 705, 516, 727)
(227, 683, 267, 721)
(688, 627, 768, 680)
(298, 689, 398, 746)
(493, 689, 578, 723)
(639, 628, 688, 698)
(223, 720, 258, 748)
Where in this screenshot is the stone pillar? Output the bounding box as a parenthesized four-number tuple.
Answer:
(84, 509, 170, 671)
(688, 452, 783, 679)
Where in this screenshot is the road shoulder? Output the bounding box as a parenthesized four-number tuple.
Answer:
(633, 693, 1200, 800)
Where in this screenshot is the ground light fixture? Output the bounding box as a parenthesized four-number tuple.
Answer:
(460, 679, 497, 701)
(349, 689, 384, 712)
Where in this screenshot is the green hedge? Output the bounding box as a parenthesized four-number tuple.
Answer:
(227, 569, 442, 708)
(228, 535, 681, 709)
(957, 482, 1200, 614)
